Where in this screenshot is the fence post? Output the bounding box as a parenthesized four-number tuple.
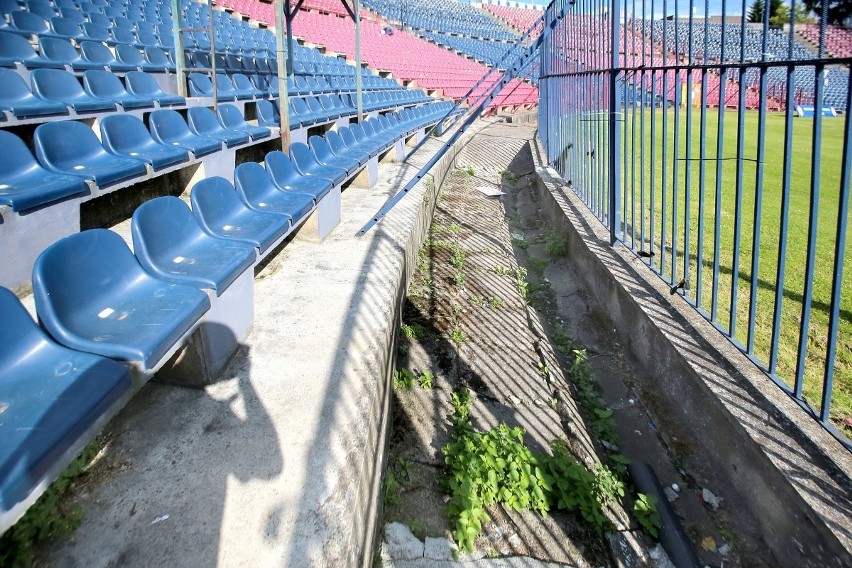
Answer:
(608, 0, 622, 245)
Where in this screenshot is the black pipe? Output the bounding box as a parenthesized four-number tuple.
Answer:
(627, 461, 700, 568)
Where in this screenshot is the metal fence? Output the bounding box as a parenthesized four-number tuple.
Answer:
(538, 0, 852, 449)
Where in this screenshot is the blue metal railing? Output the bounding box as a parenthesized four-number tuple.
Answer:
(538, 0, 852, 450)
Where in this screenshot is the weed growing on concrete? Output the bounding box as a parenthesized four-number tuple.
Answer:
(448, 223, 462, 235)
(449, 326, 467, 345)
(418, 371, 434, 389)
(451, 302, 464, 316)
(545, 232, 569, 257)
(487, 296, 504, 309)
(568, 349, 619, 462)
(384, 457, 410, 507)
(468, 295, 483, 307)
(0, 438, 104, 567)
(394, 368, 416, 389)
(528, 257, 548, 278)
(511, 233, 529, 250)
(633, 493, 662, 538)
(449, 244, 465, 270)
(453, 271, 466, 288)
(465, 166, 475, 176)
(401, 323, 423, 340)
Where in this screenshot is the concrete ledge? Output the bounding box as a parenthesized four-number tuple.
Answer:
(531, 151, 852, 567)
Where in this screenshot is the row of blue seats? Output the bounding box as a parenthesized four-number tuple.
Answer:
(0, 68, 182, 118)
(0, 104, 271, 211)
(362, 0, 518, 41)
(0, 100, 461, 529)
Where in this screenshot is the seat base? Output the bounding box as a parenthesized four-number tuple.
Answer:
(296, 184, 340, 243)
(380, 139, 406, 164)
(351, 155, 378, 189)
(406, 127, 426, 147)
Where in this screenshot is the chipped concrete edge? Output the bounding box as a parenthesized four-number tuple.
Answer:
(352, 121, 489, 568)
(530, 139, 852, 567)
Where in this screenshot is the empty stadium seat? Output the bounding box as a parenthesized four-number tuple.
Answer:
(79, 40, 138, 72)
(216, 104, 271, 141)
(34, 120, 147, 186)
(190, 176, 290, 254)
(232, 73, 264, 99)
(264, 150, 333, 202)
(188, 72, 236, 101)
(0, 31, 66, 69)
(99, 114, 190, 170)
(234, 162, 314, 221)
(142, 46, 176, 72)
(7, 10, 50, 37)
(0, 68, 69, 118)
(131, 196, 257, 296)
(0, 130, 89, 212)
(30, 69, 117, 113)
(82, 70, 155, 110)
(325, 129, 369, 166)
(255, 98, 280, 127)
(48, 16, 85, 41)
(289, 142, 347, 186)
(309, 135, 360, 176)
(0, 287, 131, 524)
(148, 109, 222, 158)
(125, 71, 185, 107)
(38, 37, 104, 71)
(32, 229, 211, 370)
(186, 106, 249, 148)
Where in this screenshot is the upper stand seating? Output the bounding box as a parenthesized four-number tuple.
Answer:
(32, 229, 211, 372)
(0, 287, 131, 533)
(0, 129, 89, 212)
(33, 120, 148, 187)
(131, 196, 257, 297)
(0, 67, 69, 118)
(189, 176, 290, 256)
(99, 114, 190, 171)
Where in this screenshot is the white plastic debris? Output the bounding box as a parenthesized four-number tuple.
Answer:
(151, 515, 169, 525)
(702, 488, 721, 511)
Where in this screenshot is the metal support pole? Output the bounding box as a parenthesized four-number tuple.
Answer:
(171, 0, 186, 97)
(607, 0, 621, 244)
(355, 0, 363, 122)
(276, 0, 291, 150)
(286, 0, 295, 77)
(208, 0, 217, 111)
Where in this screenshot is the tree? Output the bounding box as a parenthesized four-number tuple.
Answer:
(748, 0, 765, 22)
(770, 1, 816, 25)
(800, 0, 852, 25)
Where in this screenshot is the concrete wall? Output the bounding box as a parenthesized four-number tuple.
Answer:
(531, 148, 852, 568)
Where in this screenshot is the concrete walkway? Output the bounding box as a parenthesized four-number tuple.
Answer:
(31, 119, 497, 567)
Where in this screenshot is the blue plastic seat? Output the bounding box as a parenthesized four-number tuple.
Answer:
(131, 196, 256, 296)
(8, 10, 49, 37)
(125, 71, 185, 107)
(34, 120, 147, 186)
(0, 68, 69, 119)
(30, 68, 116, 113)
(0, 287, 131, 520)
(289, 142, 347, 186)
(0, 130, 88, 212)
(142, 46, 176, 72)
(33, 229, 211, 370)
(216, 104, 270, 141)
(326, 129, 369, 166)
(234, 162, 314, 221)
(309, 135, 360, 176)
(114, 44, 146, 70)
(77, 40, 135, 72)
(26, 2, 57, 20)
(48, 16, 85, 40)
(148, 109, 222, 158)
(81, 22, 112, 44)
(134, 31, 158, 48)
(232, 73, 263, 99)
(39, 37, 103, 71)
(0, 31, 65, 69)
(99, 114, 189, 170)
(187, 106, 249, 148)
(82, 70, 154, 110)
(190, 176, 289, 253)
(188, 72, 236, 102)
(255, 99, 279, 127)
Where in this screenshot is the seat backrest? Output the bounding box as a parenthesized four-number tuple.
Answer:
(34, 120, 104, 167)
(125, 70, 164, 95)
(135, 31, 157, 47)
(79, 40, 114, 64)
(255, 99, 279, 126)
(308, 135, 333, 161)
(81, 22, 110, 42)
(0, 67, 38, 104)
(188, 73, 213, 96)
(190, 176, 244, 227)
(32, 229, 147, 341)
(50, 16, 83, 38)
(325, 130, 348, 155)
(111, 27, 136, 45)
(143, 46, 170, 66)
(289, 142, 316, 170)
(216, 103, 245, 128)
(216, 73, 237, 95)
(0, 129, 42, 180)
(82, 69, 126, 97)
(187, 106, 221, 132)
(10, 10, 48, 34)
(30, 68, 86, 99)
(100, 114, 152, 153)
(148, 108, 190, 140)
(234, 161, 275, 199)
(0, 286, 56, 367)
(115, 43, 144, 64)
(39, 37, 80, 63)
(131, 196, 204, 266)
(264, 150, 301, 186)
(0, 31, 37, 60)
(232, 73, 252, 90)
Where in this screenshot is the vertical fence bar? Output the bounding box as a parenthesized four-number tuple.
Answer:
(608, 0, 621, 244)
(711, 0, 728, 322)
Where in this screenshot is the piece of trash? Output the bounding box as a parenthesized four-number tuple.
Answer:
(664, 487, 680, 502)
(702, 488, 721, 511)
(718, 543, 732, 556)
(600, 439, 620, 452)
(130, 502, 137, 517)
(701, 536, 717, 551)
(534, 399, 545, 406)
(628, 398, 635, 405)
(151, 515, 169, 525)
(671, 483, 680, 493)
(475, 186, 504, 197)
(508, 395, 521, 405)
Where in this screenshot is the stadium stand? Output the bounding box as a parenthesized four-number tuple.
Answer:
(482, 3, 542, 37)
